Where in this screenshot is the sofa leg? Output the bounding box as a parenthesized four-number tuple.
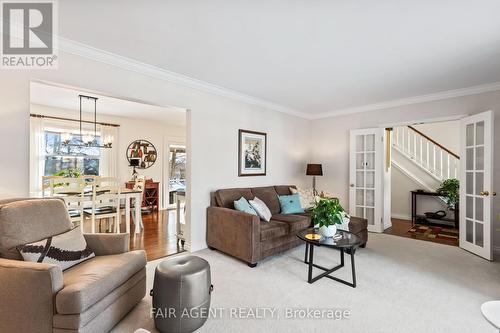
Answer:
(247, 262, 258, 268)
(360, 243, 366, 248)
(208, 246, 216, 250)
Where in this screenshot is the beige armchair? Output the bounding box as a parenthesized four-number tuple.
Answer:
(0, 198, 147, 333)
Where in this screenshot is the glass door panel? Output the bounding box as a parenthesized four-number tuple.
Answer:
(350, 129, 383, 231)
(460, 111, 493, 260)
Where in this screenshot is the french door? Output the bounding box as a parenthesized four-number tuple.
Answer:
(460, 111, 495, 260)
(349, 128, 384, 232)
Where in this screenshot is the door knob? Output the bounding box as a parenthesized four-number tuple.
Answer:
(493, 192, 497, 197)
(480, 191, 490, 197)
(350, 184, 355, 188)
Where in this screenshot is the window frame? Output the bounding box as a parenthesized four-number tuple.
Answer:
(43, 129, 102, 176)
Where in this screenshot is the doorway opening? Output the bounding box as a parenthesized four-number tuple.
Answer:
(383, 120, 461, 247)
(29, 81, 189, 261)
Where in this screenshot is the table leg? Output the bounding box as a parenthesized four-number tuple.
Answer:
(125, 197, 131, 234)
(134, 193, 142, 234)
(411, 192, 415, 225)
(304, 243, 309, 263)
(307, 244, 314, 283)
(302, 244, 356, 287)
(351, 248, 357, 288)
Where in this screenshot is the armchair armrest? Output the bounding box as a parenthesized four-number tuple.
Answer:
(207, 206, 260, 264)
(0, 258, 63, 333)
(84, 233, 130, 256)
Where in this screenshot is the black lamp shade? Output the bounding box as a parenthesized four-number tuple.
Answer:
(129, 158, 140, 167)
(306, 164, 323, 176)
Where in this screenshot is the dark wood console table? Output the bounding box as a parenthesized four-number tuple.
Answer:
(411, 190, 459, 229)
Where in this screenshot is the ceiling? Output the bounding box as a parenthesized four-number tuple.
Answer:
(30, 82, 186, 126)
(58, 0, 500, 116)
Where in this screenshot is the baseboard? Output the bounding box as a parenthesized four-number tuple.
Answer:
(493, 246, 500, 259)
(391, 213, 412, 221)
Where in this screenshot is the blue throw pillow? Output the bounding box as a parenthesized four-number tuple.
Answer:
(234, 197, 257, 216)
(279, 194, 305, 214)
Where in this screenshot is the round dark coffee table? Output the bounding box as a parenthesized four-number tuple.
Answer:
(297, 228, 362, 287)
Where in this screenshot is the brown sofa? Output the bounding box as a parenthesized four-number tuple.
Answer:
(207, 185, 368, 267)
(0, 198, 147, 333)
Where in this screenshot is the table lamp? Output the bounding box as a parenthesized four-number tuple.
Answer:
(306, 163, 323, 195)
(130, 158, 140, 181)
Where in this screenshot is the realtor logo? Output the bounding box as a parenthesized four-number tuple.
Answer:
(1, 0, 58, 68)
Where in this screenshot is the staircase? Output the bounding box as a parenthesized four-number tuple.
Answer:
(390, 125, 460, 221)
(392, 125, 460, 186)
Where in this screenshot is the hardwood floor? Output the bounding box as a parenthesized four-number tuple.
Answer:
(126, 210, 184, 261)
(384, 218, 459, 247)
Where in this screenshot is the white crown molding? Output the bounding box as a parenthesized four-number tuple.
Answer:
(57, 37, 500, 121)
(313, 81, 500, 119)
(57, 37, 309, 119)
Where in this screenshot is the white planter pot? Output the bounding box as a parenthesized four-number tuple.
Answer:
(319, 225, 337, 238)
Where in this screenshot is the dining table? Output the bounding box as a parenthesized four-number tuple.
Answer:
(54, 188, 143, 234)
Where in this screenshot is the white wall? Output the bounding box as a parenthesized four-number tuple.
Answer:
(0, 51, 311, 252)
(30, 104, 185, 209)
(310, 90, 500, 251)
(391, 167, 448, 221)
(413, 120, 460, 156)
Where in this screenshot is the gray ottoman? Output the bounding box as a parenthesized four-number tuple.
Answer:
(151, 256, 212, 333)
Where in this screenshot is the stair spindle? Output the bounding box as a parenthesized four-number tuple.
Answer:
(432, 145, 436, 174)
(447, 154, 450, 179)
(420, 136, 423, 165)
(440, 149, 443, 180)
(413, 132, 417, 159)
(426, 141, 430, 170)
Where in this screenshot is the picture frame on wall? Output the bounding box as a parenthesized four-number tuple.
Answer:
(238, 129, 267, 176)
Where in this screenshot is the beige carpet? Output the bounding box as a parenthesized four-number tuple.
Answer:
(112, 233, 500, 333)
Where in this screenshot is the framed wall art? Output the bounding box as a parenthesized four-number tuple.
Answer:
(238, 129, 267, 176)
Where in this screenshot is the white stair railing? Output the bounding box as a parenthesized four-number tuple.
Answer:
(392, 126, 459, 181)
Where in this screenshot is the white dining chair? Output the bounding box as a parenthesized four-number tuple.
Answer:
(42, 176, 87, 230)
(84, 177, 121, 233)
(41, 175, 65, 197)
(57, 177, 87, 230)
(132, 176, 146, 220)
(121, 175, 145, 225)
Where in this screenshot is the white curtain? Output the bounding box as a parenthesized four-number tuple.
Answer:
(99, 125, 119, 178)
(29, 117, 45, 197)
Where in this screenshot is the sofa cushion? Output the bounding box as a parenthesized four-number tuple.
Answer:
(278, 194, 305, 214)
(260, 220, 288, 241)
(0, 198, 72, 260)
(56, 250, 146, 314)
(234, 197, 257, 216)
(52, 268, 146, 330)
(290, 187, 317, 209)
(274, 185, 296, 196)
(271, 214, 311, 233)
(17, 227, 95, 271)
(249, 197, 272, 222)
(251, 186, 280, 214)
(215, 188, 253, 209)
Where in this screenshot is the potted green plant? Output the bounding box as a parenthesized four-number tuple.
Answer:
(437, 178, 459, 209)
(53, 168, 82, 187)
(311, 198, 349, 237)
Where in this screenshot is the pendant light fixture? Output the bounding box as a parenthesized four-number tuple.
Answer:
(62, 94, 113, 148)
